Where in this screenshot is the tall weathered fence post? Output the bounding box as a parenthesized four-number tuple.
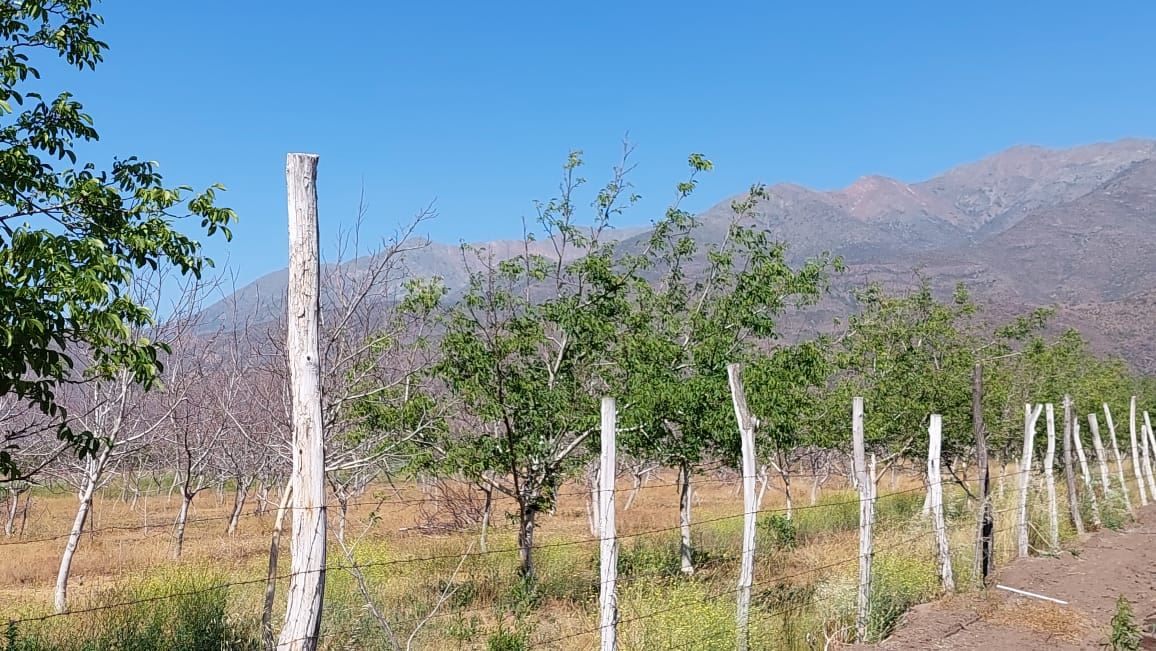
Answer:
(598, 397, 618, 651)
(852, 397, 874, 642)
(972, 364, 993, 585)
(1043, 404, 1059, 553)
(727, 364, 758, 651)
(1071, 418, 1102, 528)
(1128, 397, 1149, 505)
(279, 153, 327, 651)
(1061, 396, 1085, 535)
(1141, 409, 1156, 498)
(1103, 404, 1135, 516)
(1144, 412, 1156, 502)
(1017, 404, 1043, 558)
(1088, 414, 1113, 499)
(928, 415, 954, 592)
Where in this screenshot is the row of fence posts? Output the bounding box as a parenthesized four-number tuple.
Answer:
(592, 362, 1148, 649)
(594, 363, 962, 650)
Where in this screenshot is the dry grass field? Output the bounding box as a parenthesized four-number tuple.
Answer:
(0, 467, 1104, 650)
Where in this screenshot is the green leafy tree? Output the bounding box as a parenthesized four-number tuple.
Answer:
(431, 151, 638, 579)
(618, 182, 836, 572)
(0, 1, 235, 479)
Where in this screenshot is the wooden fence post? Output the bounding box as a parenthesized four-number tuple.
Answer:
(1071, 418, 1101, 528)
(598, 397, 618, 651)
(852, 397, 874, 642)
(1043, 404, 1059, 553)
(727, 364, 758, 651)
(1144, 412, 1156, 503)
(1017, 404, 1042, 558)
(1141, 411, 1156, 499)
(1128, 397, 1149, 506)
(1087, 414, 1113, 500)
(1061, 396, 1085, 535)
(972, 363, 993, 585)
(1103, 404, 1135, 515)
(928, 415, 954, 592)
(279, 153, 327, 651)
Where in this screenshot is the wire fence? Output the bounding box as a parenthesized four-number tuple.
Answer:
(1, 461, 1144, 650)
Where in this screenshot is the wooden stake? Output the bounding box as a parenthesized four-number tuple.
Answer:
(972, 364, 993, 584)
(1043, 404, 1059, 553)
(1142, 411, 1156, 499)
(1071, 418, 1101, 528)
(1103, 403, 1135, 515)
(852, 397, 874, 642)
(1087, 414, 1113, 500)
(1061, 396, 1084, 535)
(1127, 397, 1149, 505)
(279, 153, 327, 651)
(727, 364, 757, 651)
(1017, 404, 1043, 558)
(928, 414, 954, 591)
(598, 397, 618, 651)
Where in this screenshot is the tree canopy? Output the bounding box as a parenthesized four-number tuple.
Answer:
(0, 1, 236, 479)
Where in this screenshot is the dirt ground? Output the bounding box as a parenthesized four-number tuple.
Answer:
(858, 504, 1156, 650)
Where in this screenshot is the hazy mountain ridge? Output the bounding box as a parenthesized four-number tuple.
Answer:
(199, 138, 1156, 369)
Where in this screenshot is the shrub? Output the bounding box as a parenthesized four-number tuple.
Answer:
(1109, 595, 1142, 651)
(1, 570, 259, 651)
(757, 513, 798, 551)
(866, 552, 938, 641)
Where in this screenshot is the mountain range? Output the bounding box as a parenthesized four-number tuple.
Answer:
(200, 138, 1156, 370)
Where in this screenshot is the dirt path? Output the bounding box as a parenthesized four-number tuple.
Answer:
(859, 505, 1156, 650)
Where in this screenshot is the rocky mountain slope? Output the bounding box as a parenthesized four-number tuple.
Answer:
(200, 138, 1156, 369)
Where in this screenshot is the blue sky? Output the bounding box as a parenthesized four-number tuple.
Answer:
(55, 1, 1156, 287)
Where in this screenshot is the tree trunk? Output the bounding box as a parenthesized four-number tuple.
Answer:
(5, 486, 21, 536)
(172, 491, 193, 559)
(809, 471, 824, 505)
(756, 464, 769, 510)
(479, 484, 492, 553)
(227, 477, 249, 537)
(517, 497, 538, 580)
(263, 482, 294, 651)
(781, 464, 793, 520)
(678, 461, 694, 575)
(55, 450, 109, 614)
(624, 470, 644, 511)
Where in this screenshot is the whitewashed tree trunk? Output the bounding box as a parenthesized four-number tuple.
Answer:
(54, 447, 111, 613)
(852, 397, 874, 642)
(1071, 419, 1101, 528)
(678, 461, 694, 575)
(1017, 404, 1042, 558)
(1043, 404, 1059, 553)
(278, 153, 327, 651)
(479, 483, 493, 553)
(781, 463, 793, 520)
(727, 364, 757, 651)
(756, 464, 769, 510)
(263, 482, 294, 651)
(598, 397, 617, 651)
(927, 415, 954, 591)
(228, 477, 249, 537)
(172, 491, 193, 559)
(1103, 404, 1135, 515)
